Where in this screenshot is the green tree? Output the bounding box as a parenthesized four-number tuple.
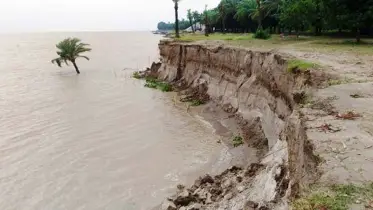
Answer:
(235, 0, 257, 30)
(323, 0, 373, 42)
(192, 11, 201, 29)
(157, 21, 173, 30)
(280, 0, 317, 36)
(203, 5, 210, 36)
(51, 38, 91, 74)
(187, 9, 195, 32)
(255, 0, 264, 29)
(173, 0, 181, 38)
(218, 0, 239, 33)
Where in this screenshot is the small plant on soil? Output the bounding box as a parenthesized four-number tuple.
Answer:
(132, 71, 142, 79)
(190, 99, 204, 106)
(287, 59, 319, 73)
(144, 77, 173, 92)
(292, 183, 373, 210)
(232, 136, 244, 147)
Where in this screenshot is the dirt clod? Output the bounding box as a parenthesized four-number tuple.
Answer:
(336, 111, 361, 120)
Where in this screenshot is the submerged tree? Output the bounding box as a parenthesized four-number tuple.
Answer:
(173, 0, 181, 38)
(51, 38, 91, 74)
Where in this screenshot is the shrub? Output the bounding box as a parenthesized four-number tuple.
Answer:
(132, 71, 141, 79)
(252, 29, 271, 40)
(232, 136, 244, 147)
(144, 81, 157, 89)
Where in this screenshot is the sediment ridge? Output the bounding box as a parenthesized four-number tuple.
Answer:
(145, 40, 326, 210)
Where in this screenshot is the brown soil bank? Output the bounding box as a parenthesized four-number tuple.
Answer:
(146, 40, 329, 210)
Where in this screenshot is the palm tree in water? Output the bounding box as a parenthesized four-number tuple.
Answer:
(172, 0, 181, 38)
(51, 38, 91, 74)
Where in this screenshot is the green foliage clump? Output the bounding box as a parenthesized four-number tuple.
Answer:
(292, 183, 373, 210)
(190, 99, 204, 106)
(252, 29, 271, 40)
(144, 77, 173, 92)
(232, 136, 244, 147)
(158, 83, 173, 92)
(132, 71, 141, 79)
(287, 59, 318, 73)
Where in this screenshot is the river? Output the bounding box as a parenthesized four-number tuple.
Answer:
(0, 32, 226, 210)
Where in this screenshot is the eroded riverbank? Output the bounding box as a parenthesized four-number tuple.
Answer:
(139, 40, 334, 209)
(141, 39, 373, 209)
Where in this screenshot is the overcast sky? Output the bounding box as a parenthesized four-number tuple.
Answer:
(0, 0, 220, 33)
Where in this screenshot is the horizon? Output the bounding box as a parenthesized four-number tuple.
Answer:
(0, 0, 220, 33)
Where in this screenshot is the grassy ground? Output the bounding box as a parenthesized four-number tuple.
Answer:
(292, 183, 373, 210)
(176, 33, 373, 55)
(177, 33, 254, 41)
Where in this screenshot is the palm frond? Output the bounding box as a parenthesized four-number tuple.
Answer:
(77, 56, 90, 61)
(51, 58, 63, 67)
(235, 0, 257, 21)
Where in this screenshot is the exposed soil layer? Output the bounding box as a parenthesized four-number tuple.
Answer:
(143, 40, 329, 209)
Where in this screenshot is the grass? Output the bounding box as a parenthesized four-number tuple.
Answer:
(232, 136, 244, 147)
(190, 99, 204, 106)
(176, 33, 254, 42)
(287, 59, 319, 73)
(144, 77, 172, 92)
(292, 183, 373, 210)
(132, 71, 141, 79)
(175, 33, 373, 55)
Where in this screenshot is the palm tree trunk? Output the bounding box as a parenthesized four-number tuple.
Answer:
(189, 20, 195, 33)
(72, 60, 80, 74)
(222, 17, 226, 34)
(356, 28, 361, 43)
(256, 0, 263, 30)
(174, 2, 180, 38)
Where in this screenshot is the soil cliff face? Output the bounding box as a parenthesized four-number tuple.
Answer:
(150, 40, 320, 209)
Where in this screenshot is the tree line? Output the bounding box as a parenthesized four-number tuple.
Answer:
(157, 10, 202, 31)
(162, 0, 373, 42)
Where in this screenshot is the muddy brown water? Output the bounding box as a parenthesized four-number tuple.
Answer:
(0, 32, 236, 210)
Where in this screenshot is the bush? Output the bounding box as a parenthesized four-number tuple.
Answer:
(252, 29, 271, 40)
(232, 136, 244, 147)
(132, 71, 141, 79)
